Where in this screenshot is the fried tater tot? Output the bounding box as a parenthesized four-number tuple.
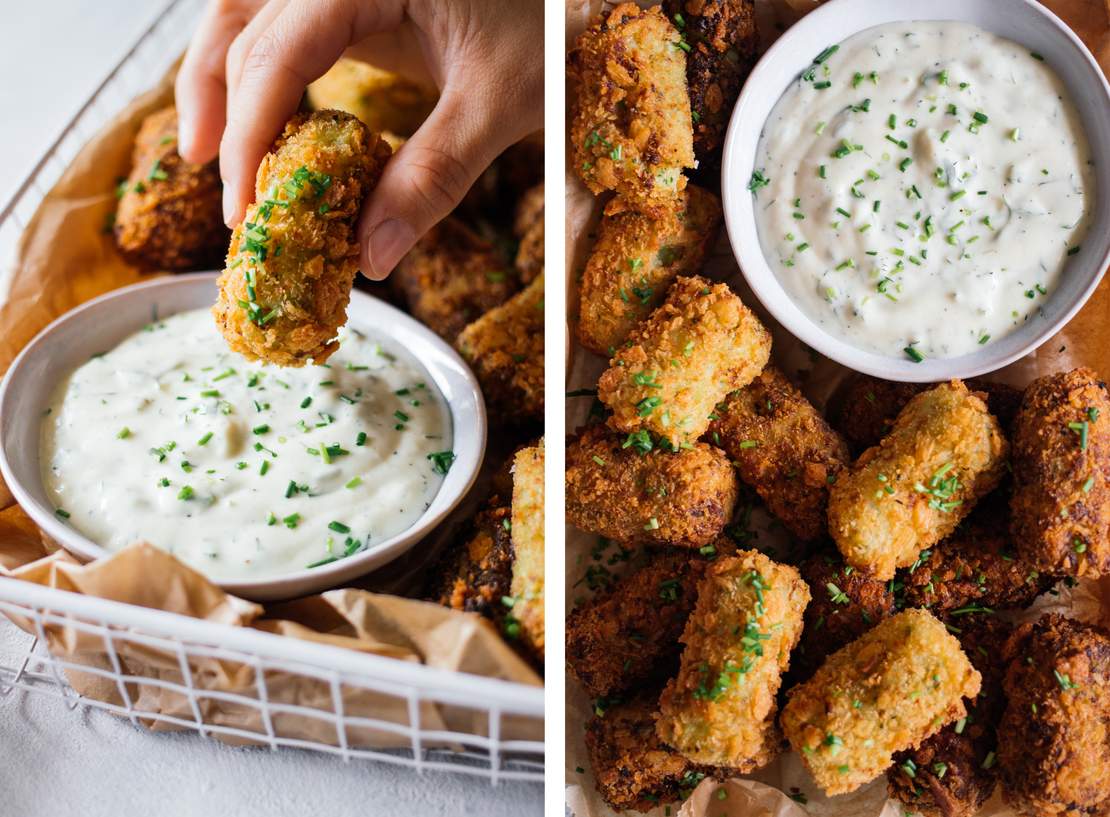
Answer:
(392, 216, 519, 340)
(828, 381, 1008, 580)
(114, 106, 228, 271)
(903, 491, 1056, 613)
(428, 501, 513, 620)
(568, 550, 706, 698)
(568, 3, 695, 214)
(791, 550, 894, 683)
(709, 366, 850, 542)
(456, 272, 544, 423)
(657, 550, 809, 769)
(829, 374, 1023, 455)
(781, 608, 981, 796)
(514, 183, 544, 285)
(599, 276, 771, 448)
(585, 691, 709, 813)
(663, 0, 757, 167)
(566, 424, 739, 548)
(997, 614, 1110, 817)
(305, 59, 436, 138)
(887, 615, 1011, 817)
(213, 110, 391, 366)
(508, 440, 544, 661)
(1010, 368, 1110, 578)
(577, 186, 722, 357)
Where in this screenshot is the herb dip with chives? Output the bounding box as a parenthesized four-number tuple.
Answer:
(39, 308, 452, 579)
(750, 22, 1093, 359)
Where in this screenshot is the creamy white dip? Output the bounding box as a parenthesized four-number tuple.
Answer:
(40, 308, 452, 579)
(751, 21, 1093, 360)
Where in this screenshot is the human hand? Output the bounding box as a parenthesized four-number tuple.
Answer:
(175, 0, 544, 279)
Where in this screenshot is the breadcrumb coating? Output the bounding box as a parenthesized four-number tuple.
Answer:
(997, 614, 1110, 817)
(781, 608, 981, 796)
(114, 106, 228, 271)
(305, 59, 436, 137)
(598, 276, 771, 447)
(428, 502, 513, 621)
(509, 441, 544, 661)
(565, 423, 738, 548)
(828, 381, 1008, 580)
(657, 550, 809, 769)
(456, 272, 544, 424)
(709, 366, 850, 542)
(213, 110, 391, 366)
(568, 3, 695, 214)
(577, 186, 721, 356)
(1010, 368, 1110, 578)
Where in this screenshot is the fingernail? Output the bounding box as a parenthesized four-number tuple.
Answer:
(366, 219, 416, 280)
(222, 184, 237, 228)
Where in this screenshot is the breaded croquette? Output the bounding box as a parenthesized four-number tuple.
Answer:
(305, 59, 436, 138)
(792, 550, 894, 683)
(663, 0, 757, 166)
(213, 110, 391, 366)
(429, 502, 513, 620)
(114, 106, 228, 271)
(514, 183, 544, 284)
(456, 273, 544, 423)
(568, 3, 695, 214)
(656, 550, 809, 769)
(827, 381, 1008, 580)
(392, 216, 519, 341)
(577, 186, 722, 357)
(887, 615, 1011, 817)
(781, 609, 981, 796)
(709, 366, 850, 542)
(829, 374, 1023, 455)
(567, 550, 706, 698)
(598, 276, 771, 447)
(585, 691, 707, 812)
(997, 614, 1110, 817)
(565, 423, 738, 548)
(903, 491, 1056, 613)
(1010, 368, 1110, 578)
(508, 441, 544, 661)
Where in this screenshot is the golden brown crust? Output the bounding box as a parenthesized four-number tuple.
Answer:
(828, 381, 1009, 580)
(997, 614, 1110, 817)
(456, 273, 544, 424)
(577, 186, 722, 356)
(709, 366, 850, 542)
(392, 216, 519, 341)
(598, 275, 771, 447)
(781, 609, 981, 796)
(903, 490, 1056, 613)
(213, 110, 391, 366)
(567, 550, 706, 698)
(509, 441, 544, 661)
(887, 615, 1011, 817)
(663, 0, 757, 167)
(565, 423, 738, 548)
(305, 59, 436, 137)
(428, 502, 513, 621)
(585, 691, 708, 812)
(113, 106, 228, 271)
(514, 183, 544, 284)
(657, 551, 807, 769)
(791, 550, 894, 684)
(1010, 368, 1110, 578)
(568, 3, 695, 214)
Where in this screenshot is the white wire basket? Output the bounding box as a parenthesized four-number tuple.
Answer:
(0, 0, 543, 782)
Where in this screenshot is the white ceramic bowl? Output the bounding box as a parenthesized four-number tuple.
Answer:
(721, 0, 1110, 381)
(0, 273, 486, 600)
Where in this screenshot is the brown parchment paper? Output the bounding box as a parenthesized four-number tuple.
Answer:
(565, 0, 1110, 814)
(0, 58, 542, 748)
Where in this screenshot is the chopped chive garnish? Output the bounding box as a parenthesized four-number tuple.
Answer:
(177, 485, 194, 501)
(55, 508, 71, 519)
(252, 424, 270, 435)
(300, 396, 312, 409)
(428, 450, 456, 475)
(328, 521, 351, 534)
(200, 389, 220, 398)
(748, 169, 771, 193)
(197, 432, 213, 446)
(283, 513, 300, 529)
(904, 345, 925, 363)
(345, 476, 363, 489)
(117, 427, 131, 439)
(899, 158, 912, 172)
(972, 111, 989, 124)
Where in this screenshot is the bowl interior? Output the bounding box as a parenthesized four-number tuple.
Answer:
(721, 0, 1110, 381)
(0, 273, 486, 600)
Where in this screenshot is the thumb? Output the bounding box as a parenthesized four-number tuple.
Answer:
(358, 88, 510, 280)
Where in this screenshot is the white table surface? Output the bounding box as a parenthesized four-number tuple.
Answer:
(0, 3, 542, 814)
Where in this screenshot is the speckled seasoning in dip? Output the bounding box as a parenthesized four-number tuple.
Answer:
(750, 21, 1094, 361)
(40, 308, 452, 579)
